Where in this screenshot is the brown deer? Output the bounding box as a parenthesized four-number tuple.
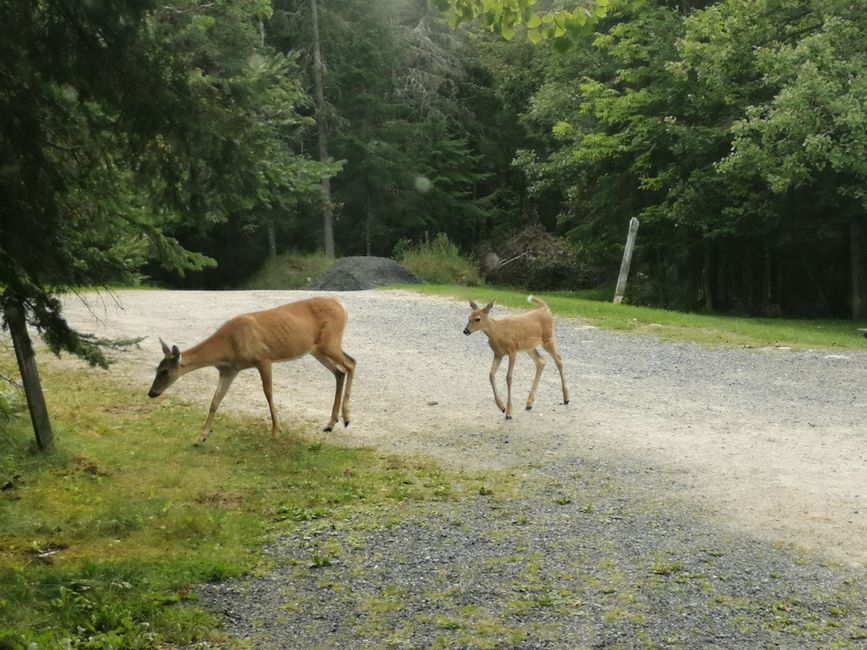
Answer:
(463, 295, 568, 419)
(148, 297, 356, 446)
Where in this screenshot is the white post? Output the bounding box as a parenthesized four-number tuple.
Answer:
(613, 217, 640, 305)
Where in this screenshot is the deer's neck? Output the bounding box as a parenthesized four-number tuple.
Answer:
(179, 339, 225, 374)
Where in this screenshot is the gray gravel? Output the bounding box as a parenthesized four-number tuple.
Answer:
(57, 289, 867, 648)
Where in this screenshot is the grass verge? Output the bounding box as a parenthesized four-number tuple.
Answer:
(403, 284, 867, 351)
(0, 353, 492, 648)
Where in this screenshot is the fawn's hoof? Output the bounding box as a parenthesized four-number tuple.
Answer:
(526, 405, 533, 411)
(343, 420, 350, 428)
(564, 400, 569, 405)
(505, 415, 513, 420)
(323, 425, 333, 432)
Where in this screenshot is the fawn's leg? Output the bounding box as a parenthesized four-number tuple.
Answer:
(526, 349, 546, 410)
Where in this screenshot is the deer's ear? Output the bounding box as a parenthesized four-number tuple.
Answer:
(483, 300, 495, 313)
(469, 300, 479, 310)
(160, 338, 172, 356)
(171, 345, 180, 360)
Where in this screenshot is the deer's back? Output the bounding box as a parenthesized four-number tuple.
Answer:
(490, 308, 554, 353)
(213, 297, 347, 364)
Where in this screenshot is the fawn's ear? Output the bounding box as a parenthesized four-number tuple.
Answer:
(483, 300, 495, 313)
(159, 338, 172, 356)
(469, 300, 479, 310)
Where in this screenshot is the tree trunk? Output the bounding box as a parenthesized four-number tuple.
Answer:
(2, 299, 54, 450)
(311, 0, 335, 258)
(851, 218, 865, 320)
(267, 221, 277, 260)
(702, 236, 714, 312)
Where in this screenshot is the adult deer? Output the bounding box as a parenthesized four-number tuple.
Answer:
(463, 295, 568, 419)
(148, 297, 356, 446)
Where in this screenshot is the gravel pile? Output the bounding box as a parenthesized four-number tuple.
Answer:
(313, 256, 422, 290)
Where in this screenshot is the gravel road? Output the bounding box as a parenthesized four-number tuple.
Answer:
(58, 289, 867, 647)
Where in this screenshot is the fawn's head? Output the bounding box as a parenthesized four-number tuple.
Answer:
(148, 338, 181, 398)
(463, 300, 495, 335)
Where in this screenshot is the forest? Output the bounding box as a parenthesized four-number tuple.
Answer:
(3, 0, 867, 356)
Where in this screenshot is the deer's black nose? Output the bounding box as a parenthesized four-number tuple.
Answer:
(148, 390, 159, 398)
(463, 328, 471, 335)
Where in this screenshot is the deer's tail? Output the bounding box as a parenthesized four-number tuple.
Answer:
(527, 295, 549, 311)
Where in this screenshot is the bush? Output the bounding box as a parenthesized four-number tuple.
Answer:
(395, 234, 483, 286)
(242, 252, 334, 289)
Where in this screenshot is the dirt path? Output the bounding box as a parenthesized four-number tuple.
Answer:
(59, 289, 867, 567)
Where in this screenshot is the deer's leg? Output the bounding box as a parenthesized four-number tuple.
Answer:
(256, 361, 280, 437)
(542, 338, 569, 405)
(337, 352, 356, 427)
(505, 353, 516, 419)
(489, 355, 505, 413)
(195, 368, 239, 446)
(526, 349, 546, 411)
(312, 352, 345, 432)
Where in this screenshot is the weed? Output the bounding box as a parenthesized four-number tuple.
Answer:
(651, 561, 682, 576)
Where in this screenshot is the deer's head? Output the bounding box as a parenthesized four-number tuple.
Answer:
(148, 339, 182, 398)
(463, 300, 495, 335)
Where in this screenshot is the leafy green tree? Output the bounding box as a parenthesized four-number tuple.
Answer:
(720, 1, 867, 317)
(0, 0, 329, 446)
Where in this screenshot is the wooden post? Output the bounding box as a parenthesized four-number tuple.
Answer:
(2, 299, 54, 450)
(613, 217, 640, 305)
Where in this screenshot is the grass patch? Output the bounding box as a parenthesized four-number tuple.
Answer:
(395, 234, 483, 286)
(0, 353, 489, 648)
(402, 284, 867, 351)
(242, 251, 334, 289)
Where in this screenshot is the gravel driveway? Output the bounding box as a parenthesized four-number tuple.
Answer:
(58, 289, 867, 647)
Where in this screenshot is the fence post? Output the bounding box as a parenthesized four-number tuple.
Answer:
(613, 217, 640, 305)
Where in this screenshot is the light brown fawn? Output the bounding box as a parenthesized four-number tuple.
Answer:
(148, 297, 356, 446)
(463, 295, 568, 419)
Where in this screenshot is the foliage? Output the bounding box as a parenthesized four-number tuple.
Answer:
(433, 0, 609, 46)
(243, 251, 335, 289)
(396, 233, 484, 286)
(0, 353, 493, 647)
(0, 0, 329, 364)
(480, 0, 867, 318)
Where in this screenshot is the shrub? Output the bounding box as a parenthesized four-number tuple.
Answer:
(242, 252, 334, 289)
(395, 234, 483, 286)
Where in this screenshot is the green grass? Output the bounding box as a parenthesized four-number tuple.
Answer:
(0, 355, 491, 648)
(242, 251, 334, 289)
(396, 234, 484, 286)
(402, 284, 867, 351)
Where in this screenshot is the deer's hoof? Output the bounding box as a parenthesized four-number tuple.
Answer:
(505, 415, 513, 420)
(564, 400, 569, 405)
(526, 405, 533, 411)
(192, 441, 202, 448)
(343, 420, 350, 428)
(323, 425, 333, 433)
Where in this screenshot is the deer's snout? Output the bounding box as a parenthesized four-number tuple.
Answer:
(463, 327, 471, 336)
(148, 389, 160, 399)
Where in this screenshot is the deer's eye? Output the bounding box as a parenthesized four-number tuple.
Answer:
(474, 317, 481, 322)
